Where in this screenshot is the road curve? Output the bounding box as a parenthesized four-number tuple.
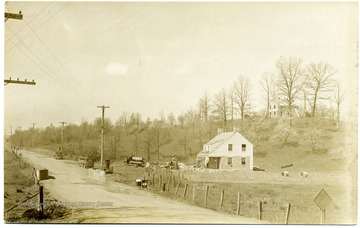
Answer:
(20, 149, 268, 224)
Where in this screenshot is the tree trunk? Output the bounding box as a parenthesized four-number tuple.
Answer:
(312, 90, 318, 117)
(147, 147, 150, 162)
(240, 107, 244, 131)
(266, 92, 270, 118)
(337, 104, 340, 130)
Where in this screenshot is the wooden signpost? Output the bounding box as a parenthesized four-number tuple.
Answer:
(314, 189, 332, 224)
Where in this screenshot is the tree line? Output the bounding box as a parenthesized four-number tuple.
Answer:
(7, 57, 345, 161)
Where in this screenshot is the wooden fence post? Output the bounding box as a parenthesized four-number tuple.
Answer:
(285, 203, 291, 224)
(204, 185, 209, 207)
(183, 183, 188, 198)
(175, 180, 181, 195)
(259, 201, 263, 220)
(219, 189, 224, 210)
(38, 185, 44, 214)
(236, 192, 241, 216)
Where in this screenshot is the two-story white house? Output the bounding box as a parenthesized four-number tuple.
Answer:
(269, 97, 300, 118)
(196, 131, 253, 170)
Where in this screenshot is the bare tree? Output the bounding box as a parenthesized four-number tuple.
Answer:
(153, 120, 172, 164)
(213, 88, 229, 131)
(259, 73, 274, 118)
(275, 57, 305, 125)
(177, 113, 185, 129)
(140, 128, 154, 162)
(167, 112, 176, 126)
(158, 110, 166, 124)
(228, 87, 236, 129)
(185, 107, 196, 138)
(233, 75, 251, 130)
(305, 62, 336, 117)
(116, 111, 130, 135)
(199, 92, 211, 123)
(270, 118, 298, 145)
(330, 80, 345, 130)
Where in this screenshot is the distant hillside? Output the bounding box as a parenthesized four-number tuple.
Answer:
(9, 116, 356, 173)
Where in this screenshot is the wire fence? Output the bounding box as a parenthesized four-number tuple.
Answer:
(142, 168, 332, 224)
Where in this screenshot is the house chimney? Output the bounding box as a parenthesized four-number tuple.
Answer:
(217, 128, 224, 134)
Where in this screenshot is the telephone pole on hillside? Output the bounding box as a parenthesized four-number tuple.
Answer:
(59, 122, 67, 152)
(97, 105, 110, 169)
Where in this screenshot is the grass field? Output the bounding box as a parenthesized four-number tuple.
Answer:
(108, 158, 356, 224)
(4, 148, 69, 223)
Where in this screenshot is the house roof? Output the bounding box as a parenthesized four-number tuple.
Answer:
(197, 131, 252, 157)
(206, 132, 236, 145)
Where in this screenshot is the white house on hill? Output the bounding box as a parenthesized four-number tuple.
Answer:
(196, 131, 253, 170)
(269, 97, 300, 118)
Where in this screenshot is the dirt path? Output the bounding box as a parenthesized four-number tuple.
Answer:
(19, 149, 268, 224)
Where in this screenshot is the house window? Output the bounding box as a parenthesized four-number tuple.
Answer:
(228, 144, 233, 151)
(241, 158, 246, 165)
(228, 157, 232, 166)
(242, 144, 246, 151)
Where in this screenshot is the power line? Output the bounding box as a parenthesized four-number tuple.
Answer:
(6, 2, 70, 54)
(20, 2, 29, 11)
(5, 26, 97, 105)
(5, 2, 53, 51)
(61, 3, 168, 64)
(46, 2, 112, 52)
(23, 19, 100, 103)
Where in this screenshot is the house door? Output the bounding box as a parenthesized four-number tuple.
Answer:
(208, 157, 220, 169)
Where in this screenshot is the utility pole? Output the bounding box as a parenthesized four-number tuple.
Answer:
(31, 123, 36, 147)
(4, 10, 36, 86)
(18, 127, 21, 149)
(4, 11, 23, 22)
(4, 78, 36, 86)
(97, 105, 110, 169)
(59, 122, 67, 152)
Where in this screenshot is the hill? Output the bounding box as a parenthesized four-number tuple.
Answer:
(13, 116, 357, 174)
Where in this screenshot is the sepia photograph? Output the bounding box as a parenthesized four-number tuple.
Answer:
(3, 1, 358, 224)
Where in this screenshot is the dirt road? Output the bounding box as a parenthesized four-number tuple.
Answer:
(19, 149, 268, 224)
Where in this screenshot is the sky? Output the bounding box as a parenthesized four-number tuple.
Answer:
(3, 1, 358, 132)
